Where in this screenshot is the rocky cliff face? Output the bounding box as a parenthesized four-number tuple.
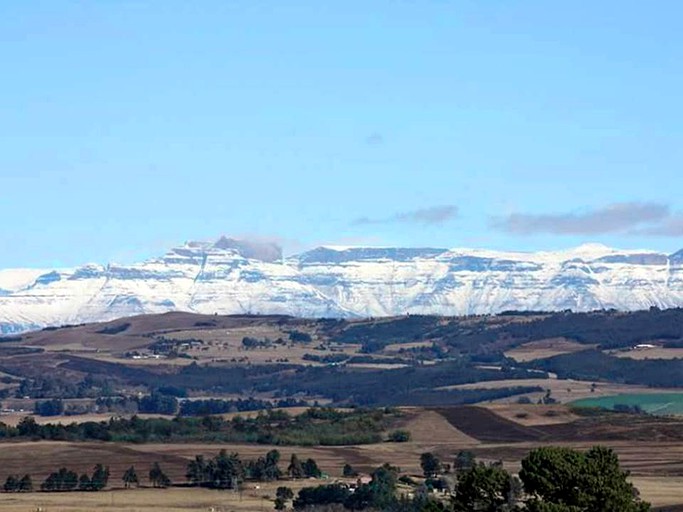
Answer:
(1, 239, 682, 333)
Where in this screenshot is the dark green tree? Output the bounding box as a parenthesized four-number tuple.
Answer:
(3, 475, 19, 492)
(343, 463, 358, 478)
(16, 416, 40, 437)
(288, 454, 304, 479)
(452, 462, 512, 512)
(345, 463, 399, 511)
(186, 455, 208, 486)
(90, 464, 109, 491)
(388, 429, 412, 442)
(420, 452, 441, 478)
(520, 446, 650, 512)
(122, 466, 139, 489)
(78, 474, 92, 491)
(149, 462, 171, 488)
(41, 468, 78, 491)
(18, 474, 32, 493)
(454, 450, 476, 474)
(302, 458, 322, 478)
(275, 486, 294, 510)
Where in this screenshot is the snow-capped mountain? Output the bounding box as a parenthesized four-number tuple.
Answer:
(1, 237, 683, 333)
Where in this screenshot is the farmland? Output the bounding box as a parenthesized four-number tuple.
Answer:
(1, 310, 683, 509)
(0, 405, 682, 510)
(572, 393, 683, 415)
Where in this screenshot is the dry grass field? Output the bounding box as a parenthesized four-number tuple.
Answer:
(611, 347, 683, 360)
(504, 338, 594, 362)
(0, 483, 317, 512)
(0, 406, 681, 510)
(436, 377, 671, 403)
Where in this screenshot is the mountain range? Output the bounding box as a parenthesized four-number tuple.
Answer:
(1, 236, 683, 333)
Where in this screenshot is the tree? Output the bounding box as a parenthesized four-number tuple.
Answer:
(78, 474, 92, 491)
(122, 466, 139, 489)
(264, 449, 282, 481)
(18, 475, 32, 493)
(149, 462, 171, 488)
(293, 484, 351, 510)
(3, 475, 18, 492)
(345, 463, 398, 511)
(343, 463, 358, 478)
(90, 464, 109, 491)
(275, 486, 294, 510)
(453, 462, 512, 512)
(288, 454, 304, 479)
(41, 468, 78, 492)
(520, 446, 650, 512)
(186, 455, 208, 486)
(34, 398, 64, 416)
(420, 452, 441, 478)
(16, 416, 40, 437)
(302, 458, 322, 478)
(388, 430, 412, 442)
(454, 451, 476, 474)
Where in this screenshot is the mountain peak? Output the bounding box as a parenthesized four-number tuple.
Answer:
(211, 237, 283, 263)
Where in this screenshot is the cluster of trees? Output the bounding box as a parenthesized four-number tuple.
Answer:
(527, 349, 683, 388)
(121, 464, 171, 489)
(185, 450, 322, 489)
(1, 408, 390, 445)
(41, 464, 109, 492)
(178, 397, 307, 416)
(292, 446, 650, 512)
(3, 474, 32, 492)
(16, 374, 114, 400)
(287, 330, 313, 343)
(242, 337, 275, 349)
(292, 463, 401, 510)
(3, 463, 171, 494)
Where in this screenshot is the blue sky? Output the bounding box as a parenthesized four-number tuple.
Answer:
(2, 1, 683, 268)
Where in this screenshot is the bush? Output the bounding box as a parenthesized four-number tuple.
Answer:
(387, 430, 411, 442)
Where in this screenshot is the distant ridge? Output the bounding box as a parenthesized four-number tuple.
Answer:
(1, 238, 683, 333)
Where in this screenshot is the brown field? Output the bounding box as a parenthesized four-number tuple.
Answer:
(0, 483, 321, 512)
(0, 406, 681, 510)
(438, 377, 678, 403)
(505, 338, 594, 362)
(611, 347, 683, 360)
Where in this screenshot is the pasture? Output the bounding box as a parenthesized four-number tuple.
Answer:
(572, 393, 683, 415)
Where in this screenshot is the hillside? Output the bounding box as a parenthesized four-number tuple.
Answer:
(0, 309, 681, 415)
(2, 238, 683, 333)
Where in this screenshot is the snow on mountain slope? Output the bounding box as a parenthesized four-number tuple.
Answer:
(1, 239, 682, 333)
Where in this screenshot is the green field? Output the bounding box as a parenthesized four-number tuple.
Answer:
(572, 393, 683, 415)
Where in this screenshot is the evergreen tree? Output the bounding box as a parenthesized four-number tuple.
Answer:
(520, 446, 650, 512)
(420, 452, 441, 478)
(186, 455, 208, 486)
(78, 474, 92, 491)
(275, 486, 294, 510)
(452, 462, 512, 512)
(343, 463, 358, 478)
(18, 474, 32, 493)
(90, 464, 109, 491)
(149, 462, 171, 488)
(454, 451, 476, 474)
(3, 475, 18, 493)
(41, 468, 78, 492)
(122, 466, 139, 489)
(288, 454, 304, 479)
(302, 458, 322, 478)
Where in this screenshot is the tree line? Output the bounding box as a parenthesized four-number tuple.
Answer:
(0, 407, 391, 445)
(0, 445, 650, 511)
(3, 463, 169, 493)
(291, 446, 650, 512)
